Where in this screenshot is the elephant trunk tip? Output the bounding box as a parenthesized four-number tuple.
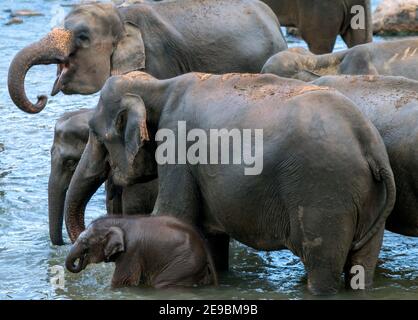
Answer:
(50, 233, 65, 246)
(65, 255, 85, 274)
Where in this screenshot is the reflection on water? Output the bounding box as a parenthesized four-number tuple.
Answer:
(0, 0, 417, 300)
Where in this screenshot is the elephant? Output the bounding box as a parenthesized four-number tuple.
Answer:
(311, 75, 418, 237)
(63, 71, 396, 295)
(261, 0, 372, 54)
(65, 215, 218, 288)
(261, 39, 418, 81)
(8, 0, 287, 114)
(49, 108, 158, 245)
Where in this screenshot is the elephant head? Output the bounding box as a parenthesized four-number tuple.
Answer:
(48, 109, 91, 245)
(8, 3, 145, 113)
(261, 48, 323, 81)
(260, 46, 358, 82)
(64, 78, 157, 242)
(66, 219, 125, 273)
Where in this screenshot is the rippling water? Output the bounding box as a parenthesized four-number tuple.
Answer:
(0, 0, 417, 300)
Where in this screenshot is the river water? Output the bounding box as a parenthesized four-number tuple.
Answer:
(0, 0, 417, 300)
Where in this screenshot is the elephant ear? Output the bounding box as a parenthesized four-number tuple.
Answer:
(119, 94, 149, 167)
(104, 226, 125, 261)
(111, 22, 146, 76)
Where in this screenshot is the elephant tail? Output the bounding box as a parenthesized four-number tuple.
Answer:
(351, 164, 396, 251)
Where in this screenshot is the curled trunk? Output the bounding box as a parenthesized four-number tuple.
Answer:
(65, 244, 85, 273)
(8, 28, 73, 114)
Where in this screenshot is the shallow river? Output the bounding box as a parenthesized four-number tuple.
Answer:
(0, 0, 417, 300)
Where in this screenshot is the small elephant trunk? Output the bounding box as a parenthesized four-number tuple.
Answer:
(65, 243, 85, 273)
(8, 28, 73, 114)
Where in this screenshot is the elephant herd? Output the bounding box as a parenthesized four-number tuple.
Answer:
(7, 0, 418, 295)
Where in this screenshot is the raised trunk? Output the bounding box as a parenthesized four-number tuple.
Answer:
(8, 28, 73, 114)
(64, 133, 108, 243)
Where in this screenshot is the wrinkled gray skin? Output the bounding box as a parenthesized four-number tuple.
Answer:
(66, 215, 218, 288)
(8, 0, 287, 114)
(64, 71, 396, 295)
(49, 109, 157, 245)
(312, 75, 418, 237)
(261, 0, 372, 54)
(261, 39, 418, 81)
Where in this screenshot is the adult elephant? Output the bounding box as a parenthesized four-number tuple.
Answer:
(64, 71, 395, 294)
(8, 0, 287, 114)
(261, 39, 418, 81)
(312, 75, 418, 237)
(49, 108, 158, 245)
(261, 0, 372, 54)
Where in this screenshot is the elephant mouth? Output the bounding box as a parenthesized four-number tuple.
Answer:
(51, 59, 71, 96)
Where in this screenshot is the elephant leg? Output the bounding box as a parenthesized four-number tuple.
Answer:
(299, 21, 339, 54)
(341, 29, 371, 49)
(204, 233, 230, 272)
(344, 226, 385, 290)
(304, 243, 350, 295)
(291, 207, 353, 295)
(305, 35, 337, 55)
(341, 4, 373, 48)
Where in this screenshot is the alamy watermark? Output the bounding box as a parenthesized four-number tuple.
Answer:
(155, 121, 264, 176)
(50, 265, 65, 290)
(350, 265, 365, 290)
(351, 5, 366, 30)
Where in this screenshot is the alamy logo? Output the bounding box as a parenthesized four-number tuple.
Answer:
(350, 265, 365, 290)
(351, 5, 366, 30)
(50, 265, 65, 290)
(155, 121, 264, 175)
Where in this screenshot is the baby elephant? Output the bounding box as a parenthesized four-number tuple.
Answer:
(65, 215, 218, 288)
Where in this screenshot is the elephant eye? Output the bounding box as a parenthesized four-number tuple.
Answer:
(76, 32, 90, 47)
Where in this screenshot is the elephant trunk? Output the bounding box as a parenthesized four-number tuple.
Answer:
(64, 134, 109, 243)
(48, 174, 68, 245)
(65, 243, 86, 273)
(65, 175, 105, 243)
(8, 28, 73, 114)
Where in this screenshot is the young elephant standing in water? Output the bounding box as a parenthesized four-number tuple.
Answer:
(65, 215, 218, 288)
(64, 71, 396, 295)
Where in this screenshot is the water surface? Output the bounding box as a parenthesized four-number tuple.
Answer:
(0, 0, 417, 300)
